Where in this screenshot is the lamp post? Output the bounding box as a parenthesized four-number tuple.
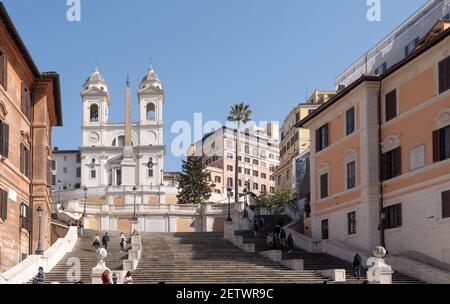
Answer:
(132, 186, 137, 221)
(57, 179, 61, 206)
(227, 187, 233, 222)
(35, 206, 44, 255)
(83, 186, 87, 218)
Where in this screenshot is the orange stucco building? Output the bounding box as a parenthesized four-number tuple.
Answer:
(298, 20, 450, 264)
(0, 3, 62, 272)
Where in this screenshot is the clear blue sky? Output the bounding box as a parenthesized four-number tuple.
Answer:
(3, 0, 426, 171)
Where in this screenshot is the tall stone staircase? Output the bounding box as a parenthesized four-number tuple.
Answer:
(131, 232, 326, 284)
(42, 230, 129, 284)
(236, 215, 424, 284)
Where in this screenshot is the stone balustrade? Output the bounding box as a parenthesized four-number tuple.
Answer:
(65, 201, 242, 217)
(0, 227, 78, 284)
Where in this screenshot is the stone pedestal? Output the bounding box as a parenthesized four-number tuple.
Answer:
(131, 235, 142, 250)
(224, 222, 234, 240)
(130, 219, 139, 236)
(91, 260, 110, 284)
(366, 246, 393, 284)
(319, 269, 346, 282)
(260, 250, 282, 263)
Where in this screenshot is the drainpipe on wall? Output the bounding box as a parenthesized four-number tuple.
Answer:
(377, 80, 386, 249)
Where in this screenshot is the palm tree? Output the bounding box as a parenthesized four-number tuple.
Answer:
(227, 103, 252, 207)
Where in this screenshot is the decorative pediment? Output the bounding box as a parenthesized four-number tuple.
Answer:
(343, 148, 357, 164)
(381, 134, 400, 153)
(0, 100, 8, 121)
(433, 108, 450, 131)
(318, 161, 330, 175)
(138, 85, 164, 96)
(81, 86, 108, 97)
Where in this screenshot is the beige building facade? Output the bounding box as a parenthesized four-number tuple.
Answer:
(274, 91, 335, 192)
(298, 20, 450, 264)
(193, 125, 280, 201)
(0, 3, 62, 272)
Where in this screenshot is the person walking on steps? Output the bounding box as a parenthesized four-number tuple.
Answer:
(287, 233, 294, 253)
(254, 221, 260, 239)
(353, 253, 363, 280)
(93, 234, 101, 253)
(102, 232, 110, 250)
(119, 232, 127, 253)
(280, 228, 287, 249)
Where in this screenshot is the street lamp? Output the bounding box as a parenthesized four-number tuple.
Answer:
(83, 186, 88, 218)
(35, 206, 44, 255)
(132, 186, 137, 221)
(57, 179, 61, 206)
(227, 187, 233, 222)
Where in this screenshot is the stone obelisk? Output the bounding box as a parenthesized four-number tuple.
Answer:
(121, 75, 136, 186)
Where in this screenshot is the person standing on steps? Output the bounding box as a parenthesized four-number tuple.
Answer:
(280, 228, 287, 249)
(123, 271, 133, 284)
(119, 232, 127, 253)
(102, 232, 111, 250)
(266, 232, 274, 249)
(353, 253, 362, 280)
(93, 234, 101, 253)
(287, 233, 294, 253)
(254, 221, 260, 239)
(112, 273, 118, 284)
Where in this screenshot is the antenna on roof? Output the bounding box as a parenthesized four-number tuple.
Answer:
(305, 86, 309, 101)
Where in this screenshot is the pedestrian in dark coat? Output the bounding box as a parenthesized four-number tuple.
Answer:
(102, 232, 111, 250)
(353, 253, 363, 280)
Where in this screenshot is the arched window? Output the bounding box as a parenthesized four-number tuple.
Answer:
(112, 135, 125, 147)
(146, 103, 156, 121)
(90, 104, 99, 121)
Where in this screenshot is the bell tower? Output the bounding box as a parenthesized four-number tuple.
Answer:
(81, 66, 110, 127)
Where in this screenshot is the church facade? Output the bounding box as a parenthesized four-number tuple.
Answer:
(80, 66, 168, 207)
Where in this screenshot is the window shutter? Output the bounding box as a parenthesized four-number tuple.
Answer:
(1, 190, 7, 220)
(433, 130, 441, 163)
(324, 124, 329, 148)
(394, 147, 402, 177)
(439, 58, 449, 94)
(385, 90, 397, 121)
(396, 204, 402, 227)
(0, 53, 6, 90)
(442, 190, 450, 219)
(0, 122, 9, 158)
(315, 129, 320, 152)
(21, 83, 25, 115)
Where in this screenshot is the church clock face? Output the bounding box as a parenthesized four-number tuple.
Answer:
(88, 132, 100, 144)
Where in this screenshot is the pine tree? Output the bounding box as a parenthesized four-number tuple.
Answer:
(177, 156, 214, 205)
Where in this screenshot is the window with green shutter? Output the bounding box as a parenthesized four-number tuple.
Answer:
(0, 189, 8, 221)
(0, 121, 9, 158)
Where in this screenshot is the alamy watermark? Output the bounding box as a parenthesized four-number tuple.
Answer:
(66, 0, 81, 22)
(170, 113, 280, 158)
(367, 0, 382, 22)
